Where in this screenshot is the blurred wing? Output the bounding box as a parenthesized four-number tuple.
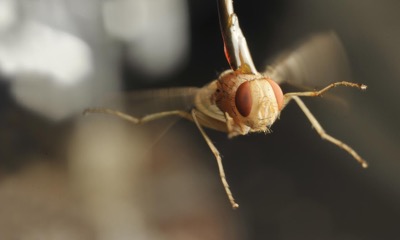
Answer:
(264, 31, 351, 87)
(217, 0, 257, 74)
(91, 87, 200, 142)
(97, 87, 199, 116)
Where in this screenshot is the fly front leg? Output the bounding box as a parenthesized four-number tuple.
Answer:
(83, 108, 193, 124)
(284, 95, 368, 168)
(223, 112, 250, 139)
(192, 109, 239, 209)
(284, 81, 367, 100)
(224, 112, 240, 138)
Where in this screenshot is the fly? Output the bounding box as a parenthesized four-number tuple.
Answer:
(84, 0, 367, 209)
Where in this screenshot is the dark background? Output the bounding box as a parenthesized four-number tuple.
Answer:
(1, 1, 399, 239)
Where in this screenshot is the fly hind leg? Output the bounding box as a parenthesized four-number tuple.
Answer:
(285, 96, 368, 168)
(83, 108, 193, 124)
(191, 109, 239, 209)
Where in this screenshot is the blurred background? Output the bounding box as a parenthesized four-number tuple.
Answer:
(0, 0, 399, 239)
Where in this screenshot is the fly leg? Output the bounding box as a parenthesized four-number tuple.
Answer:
(191, 109, 239, 209)
(83, 108, 193, 124)
(84, 107, 239, 208)
(283, 95, 368, 168)
(283, 81, 366, 101)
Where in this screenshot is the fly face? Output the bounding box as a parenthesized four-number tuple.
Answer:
(214, 70, 283, 136)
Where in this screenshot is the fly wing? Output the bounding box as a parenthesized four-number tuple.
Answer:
(97, 87, 199, 116)
(91, 87, 200, 141)
(264, 31, 351, 88)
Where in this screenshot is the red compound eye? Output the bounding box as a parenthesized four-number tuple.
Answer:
(235, 81, 252, 117)
(267, 79, 283, 110)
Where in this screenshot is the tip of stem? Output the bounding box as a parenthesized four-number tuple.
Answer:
(232, 203, 239, 209)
